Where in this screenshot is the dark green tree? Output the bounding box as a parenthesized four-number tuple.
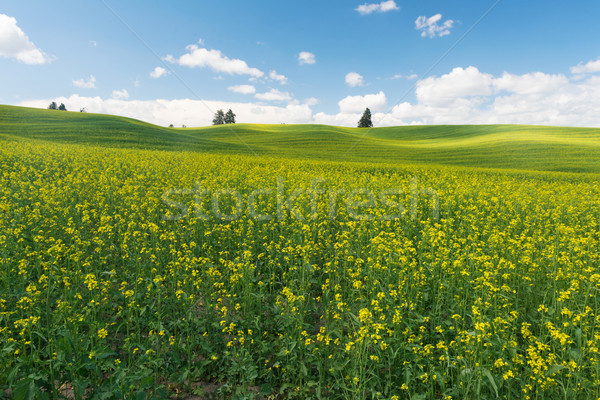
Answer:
(58, 103, 67, 111)
(357, 108, 373, 128)
(48, 102, 58, 110)
(224, 109, 236, 124)
(212, 109, 225, 125)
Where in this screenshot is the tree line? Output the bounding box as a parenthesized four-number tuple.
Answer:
(48, 102, 374, 128)
(47, 102, 67, 111)
(212, 109, 236, 125)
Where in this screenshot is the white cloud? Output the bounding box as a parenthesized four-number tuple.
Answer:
(228, 85, 256, 94)
(298, 51, 316, 65)
(166, 44, 263, 77)
(415, 14, 454, 38)
(356, 1, 399, 15)
(314, 111, 362, 127)
(306, 63, 600, 127)
(255, 89, 292, 102)
(570, 58, 600, 75)
(345, 72, 365, 87)
(304, 97, 320, 106)
(0, 14, 51, 64)
(494, 72, 568, 95)
(18, 62, 600, 128)
(391, 73, 418, 80)
(386, 66, 600, 126)
(73, 75, 96, 89)
(150, 66, 168, 79)
(416, 66, 494, 106)
(338, 91, 387, 113)
(111, 89, 129, 100)
(269, 70, 288, 84)
(19, 94, 313, 126)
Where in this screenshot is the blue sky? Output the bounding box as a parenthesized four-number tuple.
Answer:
(2, 0, 600, 127)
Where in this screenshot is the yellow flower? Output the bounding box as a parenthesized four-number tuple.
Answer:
(97, 328, 108, 339)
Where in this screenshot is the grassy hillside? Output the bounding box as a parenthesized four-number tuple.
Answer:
(2, 104, 600, 172)
(2, 106, 600, 398)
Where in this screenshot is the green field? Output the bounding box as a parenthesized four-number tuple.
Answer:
(1, 105, 600, 399)
(2, 104, 600, 173)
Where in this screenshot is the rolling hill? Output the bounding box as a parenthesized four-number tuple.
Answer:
(2, 104, 600, 173)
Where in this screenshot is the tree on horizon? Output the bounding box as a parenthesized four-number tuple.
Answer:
(58, 103, 67, 111)
(357, 107, 373, 128)
(224, 109, 236, 124)
(212, 109, 225, 125)
(48, 102, 58, 110)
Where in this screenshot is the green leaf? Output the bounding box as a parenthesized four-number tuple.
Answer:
(482, 369, 498, 398)
(12, 378, 36, 400)
(575, 328, 582, 349)
(259, 383, 273, 395)
(300, 363, 308, 377)
(546, 364, 566, 377)
(135, 389, 147, 400)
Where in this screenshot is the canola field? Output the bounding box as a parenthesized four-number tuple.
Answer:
(1, 139, 600, 399)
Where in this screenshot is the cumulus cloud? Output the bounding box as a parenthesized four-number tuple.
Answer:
(309, 62, 600, 127)
(228, 85, 256, 95)
(269, 70, 288, 84)
(18, 62, 600, 128)
(313, 111, 362, 127)
(111, 89, 129, 100)
(494, 72, 569, 95)
(338, 91, 387, 113)
(73, 75, 96, 89)
(416, 66, 494, 106)
(150, 66, 168, 79)
(0, 14, 51, 64)
(415, 14, 454, 38)
(19, 94, 313, 127)
(570, 58, 600, 75)
(386, 66, 600, 126)
(166, 44, 263, 77)
(255, 89, 292, 102)
(345, 72, 365, 87)
(356, 1, 399, 15)
(298, 51, 316, 65)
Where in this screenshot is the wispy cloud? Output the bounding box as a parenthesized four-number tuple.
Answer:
(269, 70, 288, 84)
(255, 89, 292, 102)
(391, 73, 418, 80)
(356, 1, 399, 15)
(73, 75, 96, 89)
(415, 14, 454, 38)
(111, 89, 129, 100)
(228, 85, 256, 94)
(298, 51, 316, 65)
